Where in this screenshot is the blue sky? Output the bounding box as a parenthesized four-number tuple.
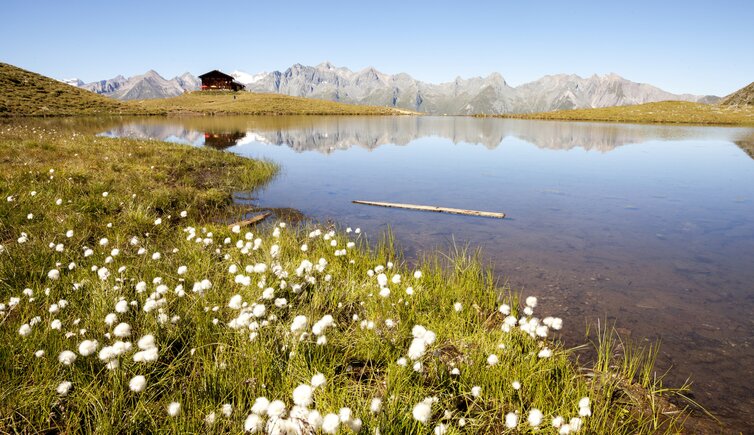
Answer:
(2, 0, 752, 96)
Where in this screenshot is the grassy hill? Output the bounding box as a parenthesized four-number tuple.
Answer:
(0, 63, 147, 117)
(488, 101, 754, 126)
(721, 81, 754, 106)
(131, 90, 414, 116)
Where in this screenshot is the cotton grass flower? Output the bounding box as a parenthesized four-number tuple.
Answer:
(487, 354, 499, 366)
(244, 413, 264, 432)
(58, 350, 77, 365)
(221, 403, 232, 417)
(104, 313, 118, 326)
(266, 400, 286, 418)
(19, 323, 32, 337)
(311, 373, 326, 388)
(471, 386, 481, 397)
(228, 294, 243, 310)
(205, 412, 216, 425)
(578, 396, 592, 416)
(525, 296, 538, 308)
(97, 267, 110, 281)
(115, 299, 128, 313)
(113, 322, 131, 337)
(251, 397, 270, 415)
(569, 417, 583, 431)
(167, 401, 181, 417)
(290, 315, 308, 333)
(292, 384, 313, 407)
(412, 399, 433, 424)
(321, 413, 340, 434)
(551, 415, 564, 428)
(56, 381, 72, 396)
(78, 339, 98, 356)
(50, 319, 62, 330)
(408, 325, 436, 360)
(370, 397, 382, 413)
(129, 375, 146, 392)
(505, 412, 518, 428)
(47, 269, 60, 280)
(528, 408, 543, 427)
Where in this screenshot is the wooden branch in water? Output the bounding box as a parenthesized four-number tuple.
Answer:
(228, 211, 271, 229)
(352, 200, 506, 219)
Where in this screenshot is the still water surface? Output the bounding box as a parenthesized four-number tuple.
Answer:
(101, 116, 754, 429)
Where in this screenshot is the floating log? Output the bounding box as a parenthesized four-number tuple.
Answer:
(352, 200, 505, 219)
(228, 211, 271, 229)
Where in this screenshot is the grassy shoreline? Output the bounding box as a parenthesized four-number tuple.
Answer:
(0, 124, 714, 433)
(479, 101, 754, 127)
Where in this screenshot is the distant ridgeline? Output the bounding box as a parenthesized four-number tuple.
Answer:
(62, 62, 720, 115)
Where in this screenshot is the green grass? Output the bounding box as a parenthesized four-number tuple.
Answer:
(130, 91, 414, 116)
(0, 123, 709, 433)
(0, 63, 150, 117)
(486, 101, 754, 126)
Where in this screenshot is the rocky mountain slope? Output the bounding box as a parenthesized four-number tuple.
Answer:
(74, 70, 199, 100)
(238, 62, 719, 114)
(721, 81, 754, 106)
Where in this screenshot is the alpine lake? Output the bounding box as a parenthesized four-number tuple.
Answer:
(88, 115, 754, 429)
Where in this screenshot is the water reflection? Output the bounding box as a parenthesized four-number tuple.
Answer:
(99, 115, 754, 154)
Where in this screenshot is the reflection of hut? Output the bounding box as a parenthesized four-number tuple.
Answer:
(199, 70, 245, 91)
(203, 131, 246, 149)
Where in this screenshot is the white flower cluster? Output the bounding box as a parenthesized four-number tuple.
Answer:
(242, 375, 363, 434)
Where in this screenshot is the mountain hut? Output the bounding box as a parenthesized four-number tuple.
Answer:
(198, 70, 244, 91)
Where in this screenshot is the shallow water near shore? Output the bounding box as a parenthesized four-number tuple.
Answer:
(99, 115, 754, 430)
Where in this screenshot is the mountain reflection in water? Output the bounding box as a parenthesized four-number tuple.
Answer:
(100, 115, 754, 154)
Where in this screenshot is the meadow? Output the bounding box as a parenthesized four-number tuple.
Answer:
(0, 123, 704, 433)
(488, 101, 754, 126)
(132, 91, 413, 117)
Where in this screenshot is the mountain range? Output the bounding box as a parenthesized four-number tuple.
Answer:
(66, 63, 720, 114)
(64, 70, 200, 100)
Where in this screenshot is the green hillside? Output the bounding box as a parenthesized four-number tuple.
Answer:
(0, 63, 146, 117)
